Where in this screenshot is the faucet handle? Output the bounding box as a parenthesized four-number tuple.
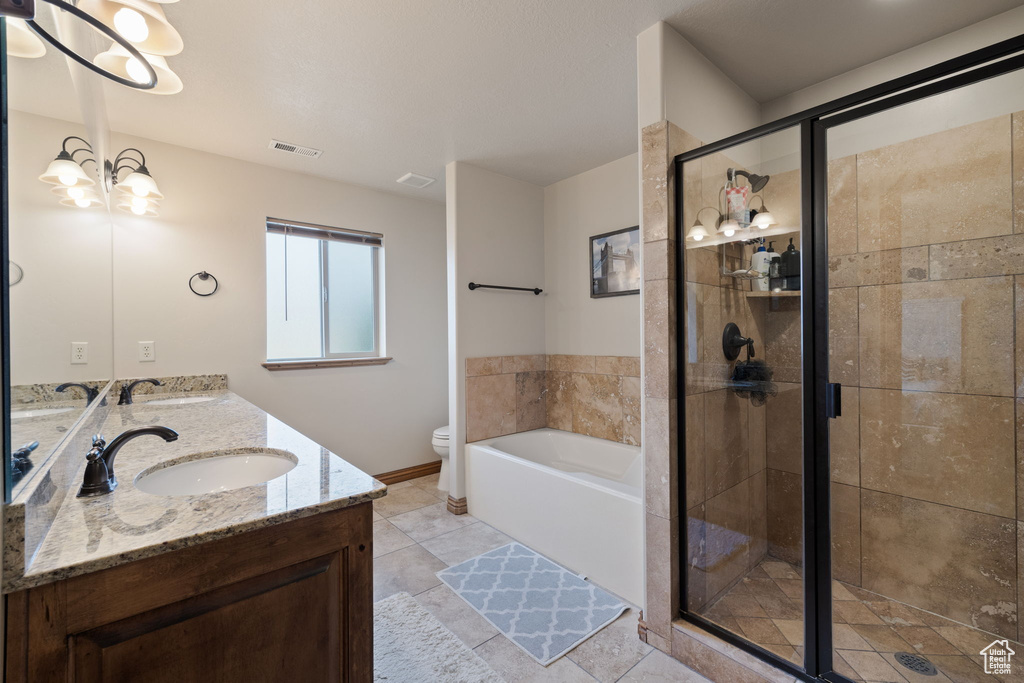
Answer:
(92, 434, 106, 450)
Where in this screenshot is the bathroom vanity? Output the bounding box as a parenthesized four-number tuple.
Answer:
(3, 386, 386, 682)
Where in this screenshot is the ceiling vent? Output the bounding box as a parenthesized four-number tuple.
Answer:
(397, 172, 436, 189)
(268, 139, 323, 159)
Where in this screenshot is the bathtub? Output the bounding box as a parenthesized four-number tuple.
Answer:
(465, 428, 643, 605)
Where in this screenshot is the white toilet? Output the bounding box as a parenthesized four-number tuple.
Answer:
(431, 425, 450, 492)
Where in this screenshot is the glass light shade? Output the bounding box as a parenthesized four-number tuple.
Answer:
(718, 219, 741, 237)
(39, 158, 96, 187)
(58, 188, 104, 209)
(117, 198, 158, 216)
(116, 169, 164, 199)
(685, 222, 711, 242)
(77, 0, 184, 56)
(94, 43, 183, 94)
(751, 210, 776, 229)
(6, 18, 46, 59)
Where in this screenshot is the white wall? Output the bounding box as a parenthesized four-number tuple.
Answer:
(8, 111, 114, 386)
(446, 161, 545, 499)
(544, 153, 640, 357)
(104, 128, 448, 477)
(637, 22, 761, 149)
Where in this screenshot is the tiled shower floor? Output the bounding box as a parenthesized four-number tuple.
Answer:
(700, 558, 1023, 682)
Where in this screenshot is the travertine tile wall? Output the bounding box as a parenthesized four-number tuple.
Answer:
(464, 354, 640, 445)
(761, 113, 1024, 641)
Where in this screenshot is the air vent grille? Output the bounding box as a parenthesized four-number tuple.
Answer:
(268, 139, 323, 159)
(397, 172, 436, 189)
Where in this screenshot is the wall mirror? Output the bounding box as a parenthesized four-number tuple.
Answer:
(5, 7, 117, 499)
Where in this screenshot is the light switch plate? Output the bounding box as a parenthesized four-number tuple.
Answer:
(138, 341, 156, 362)
(70, 342, 88, 365)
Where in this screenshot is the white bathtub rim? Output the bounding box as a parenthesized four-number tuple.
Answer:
(467, 429, 641, 504)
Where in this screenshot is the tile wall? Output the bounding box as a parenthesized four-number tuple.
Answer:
(759, 114, 1024, 641)
(464, 354, 641, 445)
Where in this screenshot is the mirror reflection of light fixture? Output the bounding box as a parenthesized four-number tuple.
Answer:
(39, 137, 98, 188)
(718, 219, 740, 238)
(728, 167, 770, 193)
(40, 139, 165, 214)
(687, 207, 722, 242)
(94, 43, 183, 94)
(17, 0, 159, 90)
(76, 0, 183, 56)
(5, 17, 46, 58)
(748, 195, 776, 229)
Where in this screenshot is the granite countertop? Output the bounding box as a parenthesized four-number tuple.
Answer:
(6, 390, 386, 592)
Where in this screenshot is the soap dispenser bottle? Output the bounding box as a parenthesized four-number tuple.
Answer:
(781, 238, 800, 291)
(750, 238, 770, 291)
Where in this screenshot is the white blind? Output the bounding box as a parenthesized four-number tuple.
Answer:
(266, 217, 383, 247)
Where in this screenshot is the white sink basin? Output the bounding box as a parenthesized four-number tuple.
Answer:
(11, 407, 74, 419)
(142, 395, 217, 406)
(134, 448, 298, 496)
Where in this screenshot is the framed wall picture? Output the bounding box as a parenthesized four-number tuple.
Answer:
(590, 226, 640, 298)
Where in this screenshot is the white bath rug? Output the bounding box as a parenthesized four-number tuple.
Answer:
(373, 592, 502, 683)
(437, 542, 627, 666)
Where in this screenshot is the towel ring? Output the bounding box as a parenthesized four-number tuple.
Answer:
(189, 271, 219, 297)
(9, 261, 23, 286)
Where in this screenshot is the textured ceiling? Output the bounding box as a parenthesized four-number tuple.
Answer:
(9, 0, 1021, 202)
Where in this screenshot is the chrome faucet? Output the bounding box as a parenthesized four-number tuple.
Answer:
(77, 426, 178, 497)
(56, 382, 99, 404)
(118, 378, 163, 405)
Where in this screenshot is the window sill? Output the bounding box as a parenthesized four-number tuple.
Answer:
(261, 357, 393, 371)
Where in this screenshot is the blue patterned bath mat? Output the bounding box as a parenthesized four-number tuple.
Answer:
(437, 542, 627, 665)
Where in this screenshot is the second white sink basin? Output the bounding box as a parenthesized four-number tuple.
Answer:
(142, 395, 217, 406)
(134, 448, 298, 496)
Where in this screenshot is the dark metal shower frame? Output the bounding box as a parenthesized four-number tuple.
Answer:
(674, 32, 1024, 683)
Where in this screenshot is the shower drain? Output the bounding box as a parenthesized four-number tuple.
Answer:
(894, 652, 938, 676)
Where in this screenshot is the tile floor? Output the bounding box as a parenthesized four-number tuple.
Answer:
(373, 474, 712, 682)
(700, 557, 1024, 683)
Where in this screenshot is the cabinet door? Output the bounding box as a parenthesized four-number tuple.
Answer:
(72, 554, 342, 683)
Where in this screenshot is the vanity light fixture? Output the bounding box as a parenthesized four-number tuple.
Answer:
(5, 17, 47, 58)
(39, 139, 165, 215)
(718, 218, 740, 238)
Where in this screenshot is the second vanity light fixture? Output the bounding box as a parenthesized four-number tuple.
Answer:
(39, 137, 164, 216)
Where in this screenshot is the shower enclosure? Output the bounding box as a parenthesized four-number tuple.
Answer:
(676, 36, 1024, 682)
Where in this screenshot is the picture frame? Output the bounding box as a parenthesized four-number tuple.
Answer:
(590, 225, 640, 298)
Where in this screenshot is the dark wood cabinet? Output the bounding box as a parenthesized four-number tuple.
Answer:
(6, 503, 373, 683)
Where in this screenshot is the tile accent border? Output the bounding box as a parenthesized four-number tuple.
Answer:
(464, 354, 641, 446)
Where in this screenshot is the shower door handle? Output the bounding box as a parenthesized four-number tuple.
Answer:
(826, 383, 842, 419)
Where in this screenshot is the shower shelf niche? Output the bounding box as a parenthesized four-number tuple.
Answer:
(745, 291, 799, 298)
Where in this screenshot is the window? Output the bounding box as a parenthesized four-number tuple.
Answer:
(265, 218, 385, 366)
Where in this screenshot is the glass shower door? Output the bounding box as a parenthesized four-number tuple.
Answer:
(823, 65, 1024, 682)
(681, 126, 808, 671)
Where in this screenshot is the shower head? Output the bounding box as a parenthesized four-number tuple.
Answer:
(728, 168, 770, 193)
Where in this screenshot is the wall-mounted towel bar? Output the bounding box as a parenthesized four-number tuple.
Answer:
(468, 282, 543, 295)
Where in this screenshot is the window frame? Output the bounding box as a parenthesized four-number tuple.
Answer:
(264, 218, 386, 366)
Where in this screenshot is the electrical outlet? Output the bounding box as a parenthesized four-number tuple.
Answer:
(138, 341, 156, 362)
(70, 342, 88, 365)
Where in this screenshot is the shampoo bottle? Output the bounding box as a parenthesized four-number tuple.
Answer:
(781, 238, 801, 291)
(750, 239, 770, 291)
